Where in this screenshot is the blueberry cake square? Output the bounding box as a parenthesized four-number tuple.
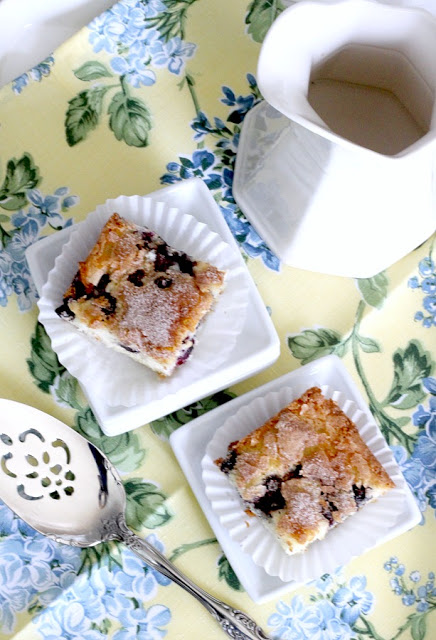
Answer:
(56, 213, 226, 377)
(216, 387, 395, 555)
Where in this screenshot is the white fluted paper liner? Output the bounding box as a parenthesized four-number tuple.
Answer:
(38, 195, 249, 408)
(202, 384, 406, 583)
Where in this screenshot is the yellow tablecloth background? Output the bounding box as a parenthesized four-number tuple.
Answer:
(0, 1, 435, 639)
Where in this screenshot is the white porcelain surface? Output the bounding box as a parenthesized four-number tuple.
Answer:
(234, 0, 436, 277)
(258, 0, 436, 151)
(170, 355, 421, 603)
(26, 179, 280, 436)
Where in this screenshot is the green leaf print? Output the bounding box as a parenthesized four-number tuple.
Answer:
(356, 272, 388, 309)
(74, 61, 113, 81)
(150, 390, 236, 439)
(383, 340, 434, 410)
(245, 0, 285, 43)
(27, 322, 65, 392)
(74, 407, 145, 472)
(52, 371, 81, 410)
(78, 541, 123, 576)
(411, 613, 427, 640)
(0, 153, 40, 211)
(108, 91, 152, 147)
(124, 478, 172, 530)
(217, 555, 244, 592)
(287, 328, 345, 365)
(65, 87, 108, 146)
(142, 0, 199, 41)
(357, 334, 380, 354)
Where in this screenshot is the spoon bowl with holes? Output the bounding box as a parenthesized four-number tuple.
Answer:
(0, 399, 270, 640)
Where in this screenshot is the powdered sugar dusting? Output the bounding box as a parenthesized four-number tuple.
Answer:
(119, 276, 201, 349)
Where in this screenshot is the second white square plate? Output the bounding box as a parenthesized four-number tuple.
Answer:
(170, 355, 421, 603)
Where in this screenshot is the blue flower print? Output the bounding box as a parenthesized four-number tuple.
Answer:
(0, 546, 33, 633)
(27, 189, 75, 229)
(88, 12, 125, 54)
(409, 255, 436, 327)
(111, 1, 147, 43)
(111, 55, 156, 88)
(160, 73, 279, 271)
(221, 204, 280, 272)
(88, 565, 132, 619)
(0, 185, 77, 311)
(412, 430, 436, 472)
(12, 74, 29, 94)
(268, 595, 320, 639)
(149, 36, 196, 75)
(88, 0, 195, 86)
(6, 216, 40, 262)
(332, 576, 374, 624)
(411, 379, 436, 473)
(383, 558, 436, 615)
(413, 377, 436, 430)
(30, 58, 55, 82)
(221, 80, 257, 124)
(311, 601, 354, 640)
(35, 601, 106, 640)
(12, 56, 54, 94)
(390, 577, 403, 595)
(162, 151, 280, 271)
(392, 443, 431, 514)
(0, 531, 82, 631)
(0, 258, 12, 306)
(35, 569, 107, 640)
(113, 603, 171, 640)
(162, 149, 218, 185)
(242, 223, 280, 271)
(390, 378, 436, 516)
(115, 536, 171, 601)
(0, 525, 84, 635)
(402, 592, 416, 607)
(17, 540, 59, 592)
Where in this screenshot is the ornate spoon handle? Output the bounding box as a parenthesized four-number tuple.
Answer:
(116, 518, 270, 639)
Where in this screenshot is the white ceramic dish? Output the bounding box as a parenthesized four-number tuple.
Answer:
(234, 1, 436, 278)
(170, 355, 421, 603)
(233, 98, 436, 279)
(202, 383, 406, 583)
(26, 178, 280, 436)
(38, 195, 249, 408)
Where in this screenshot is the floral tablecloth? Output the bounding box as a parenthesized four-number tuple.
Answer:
(0, 1, 435, 639)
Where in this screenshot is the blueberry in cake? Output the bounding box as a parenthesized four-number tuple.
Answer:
(56, 213, 226, 377)
(216, 387, 395, 555)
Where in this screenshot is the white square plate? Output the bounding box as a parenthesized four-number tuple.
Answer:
(170, 354, 421, 603)
(26, 178, 280, 435)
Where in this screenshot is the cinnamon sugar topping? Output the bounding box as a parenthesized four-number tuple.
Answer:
(216, 387, 395, 555)
(57, 212, 226, 377)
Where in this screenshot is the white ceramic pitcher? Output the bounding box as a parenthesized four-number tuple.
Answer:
(233, 0, 436, 277)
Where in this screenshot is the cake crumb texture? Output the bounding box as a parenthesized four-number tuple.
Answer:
(216, 387, 395, 555)
(56, 212, 226, 377)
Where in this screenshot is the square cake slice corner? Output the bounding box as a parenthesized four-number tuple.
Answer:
(216, 386, 395, 555)
(56, 212, 226, 377)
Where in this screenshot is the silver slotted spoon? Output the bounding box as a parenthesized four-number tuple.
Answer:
(0, 398, 270, 640)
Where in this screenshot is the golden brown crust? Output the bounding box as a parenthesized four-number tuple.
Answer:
(57, 213, 226, 376)
(216, 387, 395, 554)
